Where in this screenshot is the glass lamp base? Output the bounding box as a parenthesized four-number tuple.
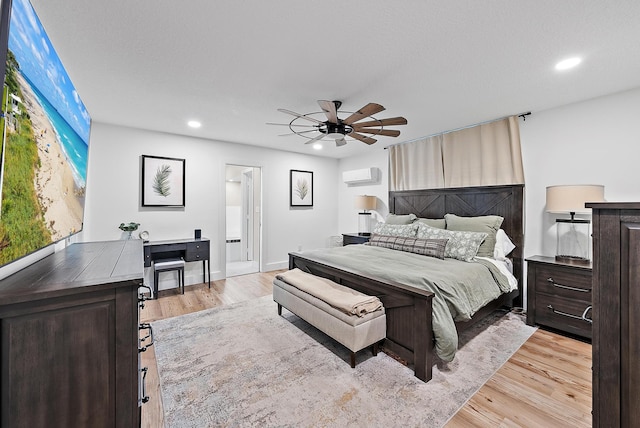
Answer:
(358, 212, 372, 236)
(555, 255, 590, 265)
(556, 218, 591, 263)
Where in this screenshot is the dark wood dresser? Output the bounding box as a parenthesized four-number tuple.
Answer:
(0, 240, 144, 428)
(588, 202, 640, 428)
(526, 255, 592, 339)
(342, 233, 370, 245)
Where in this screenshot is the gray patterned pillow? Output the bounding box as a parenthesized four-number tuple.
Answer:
(416, 222, 487, 262)
(372, 222, 418, 237)
(415, 218, 446, 229)
(368, 234, 449, 259)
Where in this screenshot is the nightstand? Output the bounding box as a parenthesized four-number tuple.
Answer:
(526, 255, 592, 340)
(342, 233, 370, 246)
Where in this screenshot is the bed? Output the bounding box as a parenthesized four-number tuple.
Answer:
(288, 184, 524, 382)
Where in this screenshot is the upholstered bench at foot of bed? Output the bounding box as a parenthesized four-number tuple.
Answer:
(272, 277, 386, 368)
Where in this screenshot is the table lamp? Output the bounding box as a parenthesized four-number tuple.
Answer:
(354, 195, 376, 236)
(546, 184, 605, 263)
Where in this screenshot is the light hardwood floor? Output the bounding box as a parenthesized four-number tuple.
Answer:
(140, 271, 592, 427)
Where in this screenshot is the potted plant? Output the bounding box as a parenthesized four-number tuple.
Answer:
(118, 222, 140, 239)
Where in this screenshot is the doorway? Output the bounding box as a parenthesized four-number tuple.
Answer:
(225, 165, 261, 277)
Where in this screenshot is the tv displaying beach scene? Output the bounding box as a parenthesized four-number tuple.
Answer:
(0, 0, 90, 267)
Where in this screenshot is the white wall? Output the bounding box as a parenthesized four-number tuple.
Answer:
(337, 86, 640, 299)
(337, 149, 389, 234)
(83, 122, 339, 289)
(520, 87, 640, 258)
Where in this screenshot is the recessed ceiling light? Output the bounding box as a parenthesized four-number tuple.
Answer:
(555, 57, 582, 71)
(187, 120, 201, 128)
(313, 143, 322, 150)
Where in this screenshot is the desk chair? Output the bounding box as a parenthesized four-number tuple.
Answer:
(153, 258, 185, 298)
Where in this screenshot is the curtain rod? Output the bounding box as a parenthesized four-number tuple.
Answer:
(384, 111, 531, 149)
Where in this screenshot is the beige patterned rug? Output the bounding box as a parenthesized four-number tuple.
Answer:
(153, 295, 536, 427)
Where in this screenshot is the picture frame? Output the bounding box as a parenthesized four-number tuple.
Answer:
(290, 169, 313, 207)
(142, 155, 185, 207)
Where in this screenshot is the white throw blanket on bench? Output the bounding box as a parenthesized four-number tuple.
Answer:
(276, 268, 382, 317)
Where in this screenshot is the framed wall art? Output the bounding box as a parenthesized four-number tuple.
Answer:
(142, 155, 185, 207)
(290, 169, 313, 207)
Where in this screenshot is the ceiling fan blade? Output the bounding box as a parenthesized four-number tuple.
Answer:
(352, 116, 407, 128)
(277, 108, 324, 124)
(266, 122, 318, 128)
(342, 103, 385, 125)
(350, 128, 401, 137)
(318, 100, 338, 123)
(304, 133, 327, 145)
(278, 129, 318, 137)
(335, 137, 347, 147)
(349, 132, 377, 145)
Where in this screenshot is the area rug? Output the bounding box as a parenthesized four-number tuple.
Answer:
(153, 296, 536, 427)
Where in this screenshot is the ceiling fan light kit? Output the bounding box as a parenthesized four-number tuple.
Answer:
(272, 100, 407, 147)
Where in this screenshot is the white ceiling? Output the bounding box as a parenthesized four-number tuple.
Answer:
(29, 0, 640, 159)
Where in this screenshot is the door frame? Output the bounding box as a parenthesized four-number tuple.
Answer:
(221, 162, 263, 278)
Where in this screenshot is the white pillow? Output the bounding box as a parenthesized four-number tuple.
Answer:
(493, 229, 516, 260)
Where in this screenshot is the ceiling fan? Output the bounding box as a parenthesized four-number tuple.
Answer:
(269, 100, 407, 147)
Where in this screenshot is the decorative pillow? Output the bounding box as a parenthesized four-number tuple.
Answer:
(494, 229, 516, 260)
(415, 218, 446, 229)
(444, 214, 504, 258)
(372, 222, 418, 238)
(416, 222, 487, 262)
(368, 234, 448, 259)
(385, 213, 417, 225)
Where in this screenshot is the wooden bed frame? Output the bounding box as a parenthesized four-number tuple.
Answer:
(288, 184, 524, 382)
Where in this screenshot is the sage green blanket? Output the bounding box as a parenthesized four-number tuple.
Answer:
(300, 245, 512, 362)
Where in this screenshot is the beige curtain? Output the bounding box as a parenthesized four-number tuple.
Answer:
(389, 135, 444, 191)
(389, 116, 524, 191)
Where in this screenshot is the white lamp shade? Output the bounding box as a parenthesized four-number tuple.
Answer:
(546, 185, 605, 214)
(354, 195, 376, 211)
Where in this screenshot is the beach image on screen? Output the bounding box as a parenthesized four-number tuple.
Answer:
(0, 0, 90, 265)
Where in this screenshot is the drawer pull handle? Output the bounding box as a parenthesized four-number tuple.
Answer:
(582, 306, 593, 324)
(140, 367, 150, 404)
(547, 305, 590, 323)
(138, 285, 153, 307)
(547, 278, 590, 293)
(139, 323, 154, 352)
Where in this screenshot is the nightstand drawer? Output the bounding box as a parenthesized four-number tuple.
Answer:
(535, 293, 592, 339)
(526, 255, 592, 340)
(535, 266, 592, 299)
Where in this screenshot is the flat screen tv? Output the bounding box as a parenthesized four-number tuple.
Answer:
(0, 0, 91, 271)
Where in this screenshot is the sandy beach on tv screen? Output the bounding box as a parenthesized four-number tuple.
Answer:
(18, 73, 84, 241)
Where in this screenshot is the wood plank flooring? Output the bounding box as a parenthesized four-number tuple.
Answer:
(139, 271, 592, 427)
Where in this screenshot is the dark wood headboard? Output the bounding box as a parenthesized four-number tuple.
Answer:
(389, 184, 524, 306)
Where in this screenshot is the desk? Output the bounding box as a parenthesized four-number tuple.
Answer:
(144, 238, 210, 296)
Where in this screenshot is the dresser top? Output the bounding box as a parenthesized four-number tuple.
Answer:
(586, 202, 640, 209)
(0, 240, 144, 305)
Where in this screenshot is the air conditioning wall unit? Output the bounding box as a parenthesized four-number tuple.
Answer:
(343, 167, 378, 184)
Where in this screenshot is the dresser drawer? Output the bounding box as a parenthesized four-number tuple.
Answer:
(535, 292, 592, 339)
(534, 266, 592, 299)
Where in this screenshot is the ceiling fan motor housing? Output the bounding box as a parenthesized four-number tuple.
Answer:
(323, 121, 353, 138)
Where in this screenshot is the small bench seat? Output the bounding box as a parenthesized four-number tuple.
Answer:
(153, 258, 185, 298)
(273, 273, 386, 368)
